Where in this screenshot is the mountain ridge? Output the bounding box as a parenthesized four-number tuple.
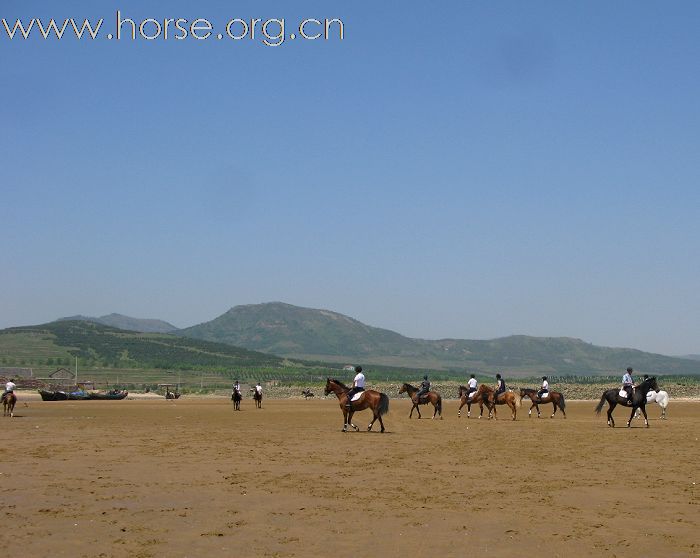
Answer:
(177, 302, 700, 376)
(57, 313, 178, 333)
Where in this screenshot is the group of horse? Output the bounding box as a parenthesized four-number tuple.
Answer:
(231, 388, 263, 411)
(323, 376, 670, 432)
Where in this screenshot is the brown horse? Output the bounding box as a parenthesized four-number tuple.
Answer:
(399, 383, 442, 419)
(481, 385, 521, 420)
(251, 388, 263, 409)
(2, 393, 16, 417)
(519, 388, 566, 418)
(457, 384, 493, 418)
(324, 378, 389, 433)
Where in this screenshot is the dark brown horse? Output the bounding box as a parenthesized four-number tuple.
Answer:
(301, 389, 315, 399)
(231, 389, 242, 411)
(398, 383, 442, 419)
(519, 388, 566, 419)
(481, 385, 521, 420)
(251, 388, 263, 409)
(595, 376, 660, 428)
(457, 384, 492, 418)
(2, 392, 16, 417)
(324, 378, 389, 433)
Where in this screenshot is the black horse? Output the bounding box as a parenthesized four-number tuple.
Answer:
(595, 376, 660, 428)
(231, 390, 242, 411)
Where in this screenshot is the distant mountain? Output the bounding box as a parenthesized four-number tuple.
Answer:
(178, 302, 700, 377)
(681, 354, 700, 361)
(4, 320, 285, 369)
(57, 313, 178, 333)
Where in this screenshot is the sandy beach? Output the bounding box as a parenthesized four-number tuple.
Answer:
(1, 396, 698, 557)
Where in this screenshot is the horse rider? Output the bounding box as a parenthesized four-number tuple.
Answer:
(346, 366, 365, 408)
(494, 373, 506, 404)
(537, 376, 549, 400)
(467, 373, 478, 398)
(2, 378, 16, 402)
(254, 382, 263, 397)
(622, 367, 635, 402)
(415, 374, 431, 403)
(232, 380, 241, 397)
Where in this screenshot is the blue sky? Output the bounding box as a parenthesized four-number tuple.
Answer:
(2, 1, 699, 355)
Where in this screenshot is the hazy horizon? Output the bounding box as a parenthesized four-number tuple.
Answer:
(3, 1, 699, 356)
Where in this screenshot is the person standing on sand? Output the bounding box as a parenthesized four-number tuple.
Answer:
(346, 366, 365, 408)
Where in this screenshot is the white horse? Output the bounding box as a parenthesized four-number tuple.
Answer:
(635, 390, 669, 420)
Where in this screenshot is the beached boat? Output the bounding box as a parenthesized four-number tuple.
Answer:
(38, 390, 68, 401)
(87, 390, 128, 400)
(38, 389, 128, 401)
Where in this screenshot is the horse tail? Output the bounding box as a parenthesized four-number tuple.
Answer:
(594, 394, 607, 415)
(514, 392, 522, 408)
(378, 393, 390, 416)
(559, 393, 566, 411)
(436, 395, 442, 415)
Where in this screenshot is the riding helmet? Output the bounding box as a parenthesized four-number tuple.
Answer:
(496, 373, 501, 379)
(626, 367, 633, 372)
(542, 376, 547, 381)
(355, 366, 362, 373)
(423, 375, 428, 380)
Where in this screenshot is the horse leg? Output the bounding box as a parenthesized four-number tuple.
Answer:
(368, 411, 376, 431)
(409, 402, 414, 419)
(349, 410, 359, 431)
(416, 403, 422, 419)
(627, 405, 637, 428)
(550, 402, 556, 419)
(640, 405, 649, 428)
(377, 412, 385, 433)
(458, 400, 464, 418)
(607, 403, 615, 427)
(511, 401, 516, 421)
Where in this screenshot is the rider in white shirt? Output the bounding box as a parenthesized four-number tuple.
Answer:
(537, 376, 549, 399)
(467, 374, 478, 398)
(346, 366, 365, 408)
(2, 379, 16, 401)
(255, 382, 263, 395)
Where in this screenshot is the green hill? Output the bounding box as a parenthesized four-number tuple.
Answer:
(0, 320, 286, 371)
(57, 313, 178, 333)
(179, 302, 700, 377)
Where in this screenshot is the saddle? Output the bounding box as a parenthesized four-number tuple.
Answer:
(350, 392, 363, 402)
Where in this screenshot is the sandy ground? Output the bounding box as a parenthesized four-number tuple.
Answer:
(1, 395, 698, 558)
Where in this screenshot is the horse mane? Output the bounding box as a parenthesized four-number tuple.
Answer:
(402, 382, 416, 389)
(329, 378, 349, 390)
